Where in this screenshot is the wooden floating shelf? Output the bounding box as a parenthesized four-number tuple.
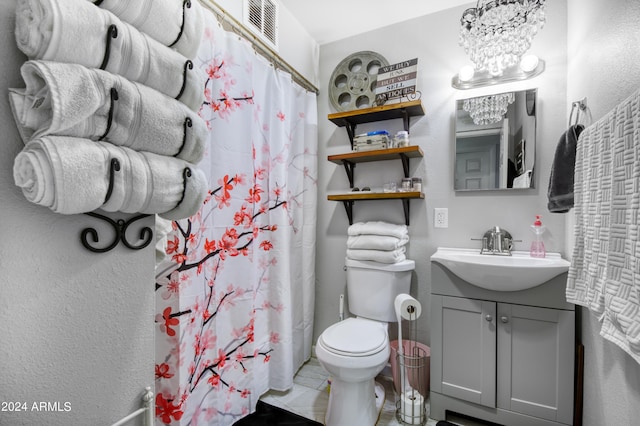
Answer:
(328, 145, 423, 165)
(328, 100, 425, 128)
(328, 145, 424, 188)
(327, 192, 424, 226)
(326, 100, 426, 226)
(327, 191, 424, 201)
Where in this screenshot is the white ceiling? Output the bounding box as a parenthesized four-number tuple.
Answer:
(279, 0, 473, 45)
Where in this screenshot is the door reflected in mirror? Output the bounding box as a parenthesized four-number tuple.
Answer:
(454, 89, 537, 191)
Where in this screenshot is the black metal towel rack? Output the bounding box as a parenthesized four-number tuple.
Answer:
(81, 159, 193, 253)
(169, 1, 192, 49)
(94, 0, 191, 51)
(85, 1, 196, 253)
(95, 87, 191, 159)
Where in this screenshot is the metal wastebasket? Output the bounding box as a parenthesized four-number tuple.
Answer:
(390, 340, 430, 425)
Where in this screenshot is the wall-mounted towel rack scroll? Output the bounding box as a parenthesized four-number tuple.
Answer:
(81, 212, 152, 253)
(174, 117, 192, 157)
(177, 60, 193, 100)
(100, 24, 118, 71)
(169, 0, 192, 48)
(176, 167, 193, 207)
(99, 88, 118, 141)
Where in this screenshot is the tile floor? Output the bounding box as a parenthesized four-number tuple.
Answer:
(260, 357, 488, 426)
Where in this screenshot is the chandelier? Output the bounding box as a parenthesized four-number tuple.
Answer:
(463, 92, 515, 125)
(459, 0, 547, 76)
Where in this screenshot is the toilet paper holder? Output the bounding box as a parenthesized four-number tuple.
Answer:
(393, 294, 427, 425)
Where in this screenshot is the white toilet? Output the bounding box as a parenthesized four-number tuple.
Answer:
(316, 258, 415, 426)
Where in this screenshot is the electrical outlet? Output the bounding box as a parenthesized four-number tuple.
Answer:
(434, 208, 448, 228)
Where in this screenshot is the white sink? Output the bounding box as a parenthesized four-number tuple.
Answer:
(430, 247, 571, 292)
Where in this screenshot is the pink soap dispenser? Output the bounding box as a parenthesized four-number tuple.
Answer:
(530, 215, 546, 258)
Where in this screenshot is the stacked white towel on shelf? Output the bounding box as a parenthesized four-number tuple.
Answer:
(14, 0, 206, 111)
(346, 221, 409, 263)
(90, 0, 205, 59)
(13, 136, 207, 220)
(9, 60, 207, 163)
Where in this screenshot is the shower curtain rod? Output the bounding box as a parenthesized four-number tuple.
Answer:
(200, 0, 319, 95)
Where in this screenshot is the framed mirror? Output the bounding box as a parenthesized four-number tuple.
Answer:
(454, 88, 537, 191)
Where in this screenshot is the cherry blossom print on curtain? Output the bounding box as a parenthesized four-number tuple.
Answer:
(154, 10, 317, 426)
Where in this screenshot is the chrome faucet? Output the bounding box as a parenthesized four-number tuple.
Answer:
(472, 226, 515, 255)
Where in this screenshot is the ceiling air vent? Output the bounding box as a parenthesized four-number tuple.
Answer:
(244, 0, 279, 50)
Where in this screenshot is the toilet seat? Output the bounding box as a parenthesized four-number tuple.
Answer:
(319, 317, 387, 357)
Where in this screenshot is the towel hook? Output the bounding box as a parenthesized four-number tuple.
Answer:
(99, 88, 119, 141)
(100, 24, 118, 70)
(569, 97, 588, 126)
(174, 117, 192, 158)
(169, 0, 192, 48)
(176, 60, 193, 101)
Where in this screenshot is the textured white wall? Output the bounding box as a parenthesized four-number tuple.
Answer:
(314, 1, 568, 346)
(566, 0, 640, 424)
(0, 1, 155, 425)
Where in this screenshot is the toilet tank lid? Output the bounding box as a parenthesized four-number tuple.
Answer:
(345, 258, 415, 272)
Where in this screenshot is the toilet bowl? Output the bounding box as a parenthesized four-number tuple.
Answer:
(317, 317, 389, 425)
(316, 258, 415, 426)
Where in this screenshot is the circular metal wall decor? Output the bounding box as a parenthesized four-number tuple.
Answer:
(329, 51, 389, 112)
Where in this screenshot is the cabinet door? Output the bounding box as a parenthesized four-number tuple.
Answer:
(497, 303, 575, 424)
(432, 295, 496, 407)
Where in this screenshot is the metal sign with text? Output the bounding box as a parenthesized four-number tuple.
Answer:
(375, 58, 418, 105)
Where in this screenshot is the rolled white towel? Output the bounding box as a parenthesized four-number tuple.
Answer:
(346, 247, 406, 264)
(347, 221, 409, 239)
(347, 234, 409, 251)
(13, 136, 207, 219)
(90, 0, 205, 59)
(15, 0, 205, 111)
(9, 60, 207, 163)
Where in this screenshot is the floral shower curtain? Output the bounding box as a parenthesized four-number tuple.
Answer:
(154, 9, 317, 425)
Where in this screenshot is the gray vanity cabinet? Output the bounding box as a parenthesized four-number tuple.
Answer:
(495, 303, 574, 423)
(430, 262, 576, 426)
(431, 296, 497, 407)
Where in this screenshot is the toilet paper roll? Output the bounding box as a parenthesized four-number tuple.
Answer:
(394, 294, 422, 321)
(399, 388, 425, 425)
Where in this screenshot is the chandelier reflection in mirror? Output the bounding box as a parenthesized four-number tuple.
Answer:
(459, 0, 547, 77)
(463, 92, 515, 125)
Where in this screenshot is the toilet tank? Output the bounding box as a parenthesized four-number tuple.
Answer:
(346, 258, 415, 322)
